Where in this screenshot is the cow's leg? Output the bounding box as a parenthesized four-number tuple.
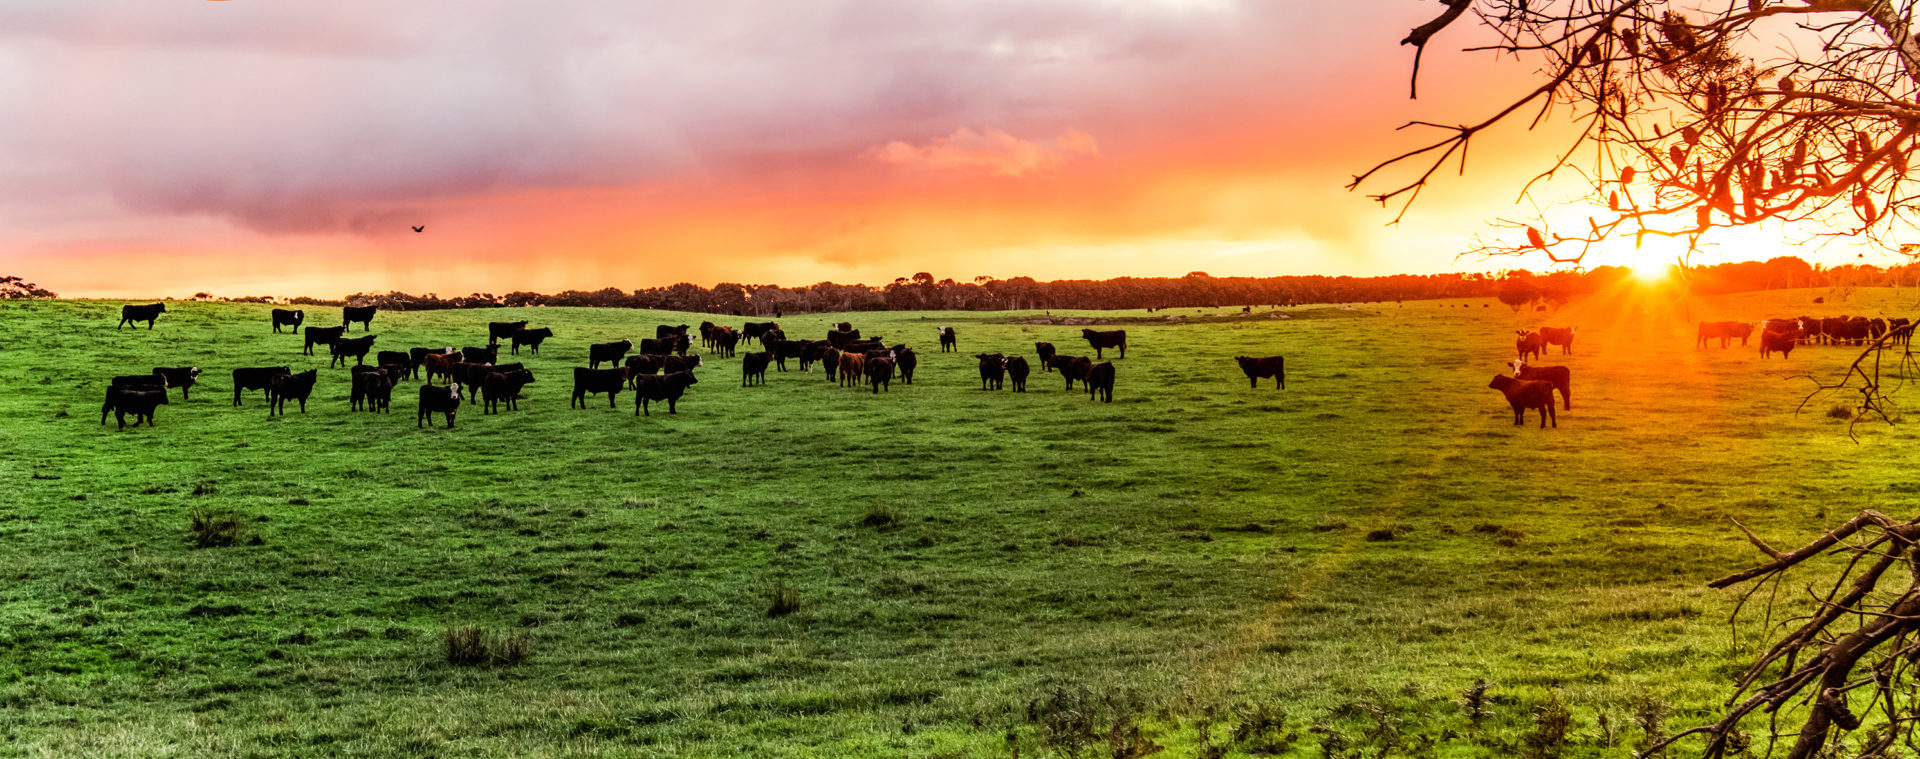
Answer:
(117, 410, 127, 429)
(1543, 404, 1555, 428)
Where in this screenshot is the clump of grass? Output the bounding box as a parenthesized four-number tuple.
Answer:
(1522, 690, 1572, 759)
(1633, 695, 1669, 758)
(190, 480, 216, 496)
(443, 626, 531, 667)
(1461, 679, 1493, 736)
(1365, 527, 1399, 542)
(766, 583, 801, 618)
(861, 503, 900, 529)
(188, 508, 244, 549)
(1828, 404, 1856, 419)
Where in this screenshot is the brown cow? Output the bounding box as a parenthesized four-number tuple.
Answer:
(1489, 375, 1556, 428)
(1515, 331, 1546, 361)
(1537, 326, 1577, 355)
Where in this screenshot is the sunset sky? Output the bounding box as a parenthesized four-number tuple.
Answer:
(0, 1, 1877, 299)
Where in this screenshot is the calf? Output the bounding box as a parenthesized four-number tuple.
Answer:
(896, 347, 918, 385)
(1760, 327, 1799, 359)
(102, 386, 167, 429)
(1235, 356, 1286, 390)
(937, 326, 958, 352)
(342, 305, 377, 330)
(589, 339, 634, 369)
(1515, 331, 1546, 361)
(461, 345, 499, 364)
(1538, 326, 1577, 355)
(1035, 342, 1057, 372)
(117, 303, 166, 330)
(838, 352, 866, 387)
(1005, 355, 1029, 392)
(510, 327, 553, 355)
(866, 356, 896, 394)
(268, 369, 319, 416)
(1510, 360, 1572, 410)
(330, 334, 377, 368)
(977, 353, 1006, 390)
(409, 347, 454, 380)
(350, 367, 394, 412)
(304, 325, 346, 356)
(571, 367, 629, 408)
(271, 308, 304, 334)
(1052, 355, 1092, 390)
(1084, 361, 1115, 402)
(152, 367, 201, 400)
(422, 352, 461, 384)
(1081, 329, 1127, 359)
(742, 352, 772, 386)
(418, 383, 462, 428)
(482, 369, 536, 414)
(231, 366, 291, 406)
(1488, 374, 1556, 428)
(489, 320, 530, 345)
(634, 370, 699, 415)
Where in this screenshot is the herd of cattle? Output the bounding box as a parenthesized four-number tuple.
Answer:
(100, 304, 1284, 430)
(1696, 315, 1914, 358)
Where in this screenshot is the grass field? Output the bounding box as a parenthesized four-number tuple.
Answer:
(3, 285, 1916, 757)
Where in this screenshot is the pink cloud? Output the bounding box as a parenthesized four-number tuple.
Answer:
(864, 127, 1099, 177)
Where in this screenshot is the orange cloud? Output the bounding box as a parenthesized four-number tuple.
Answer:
(864, 127, 1100, 177)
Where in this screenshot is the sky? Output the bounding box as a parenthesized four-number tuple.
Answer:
(0, 1, 1875, 298)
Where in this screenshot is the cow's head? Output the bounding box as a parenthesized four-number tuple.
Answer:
(1510, 359, 1526, 376)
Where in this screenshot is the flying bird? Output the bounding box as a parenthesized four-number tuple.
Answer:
(412, 226, 424, 233)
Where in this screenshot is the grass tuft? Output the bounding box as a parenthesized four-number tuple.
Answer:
(1828, 404, 1855, 419)
(442, 626, 531, 667)
(188, 508, 245, 549)
(861, 503, 901, 529)
(766, 583, 801, 618)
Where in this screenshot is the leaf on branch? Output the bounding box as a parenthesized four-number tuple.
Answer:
(1620, 166, 1636, 185)
(1527, 226, 1547, 249)
(1681, 125, 1699, 144)
(1609, 191, 1620, 210)
(1669, 145, 1687, 168)
(1620, 28, 1639, 56)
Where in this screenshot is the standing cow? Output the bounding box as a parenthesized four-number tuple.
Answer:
(343, 305, 377, 331)
(1081, 329, 1127, 359)
(937, 327, 958, 352)
(1235, 356, 1285, 390)
(117, 303, 167, 330)
(271, 308, 304, 334)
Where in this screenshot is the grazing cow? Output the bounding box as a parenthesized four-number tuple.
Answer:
(418, 383, 462, 428)
(1005, 355, 1029, 392)
(1081, 329, 1127, 359)
(422, 352, 462, 384)
(1084, 361, 1115, 402)
(589, 339, 634, 369)
(937, 326, 958, 352)
(1760, 327, 1800, 359)
(640, 335, 691, 356)
(799, 341, 834, 372)
(827, 329, 861, 349)
(409, 347, 453, 380)
(821, 348, 842, 382)
(510, 327, 552, 355)
(976, 353, 1006, 390)
(271, 308, 304, 334)
(635, 370, 699, 415)
(663, 355, 702, 374)
(840, 338, 884, 355)
(461, 345, 499, 364)
(117, 303, 166, 330)
(481, 369, 536, 414)
(656, 324, 691, 339)
(743, 321, 780, 345)
(1696, 321, 1754, 348)
(342, 305, 377, 330)
(378, 361, 411, 389)
(1510, 360, 1572, 410)
(151, 367, 201, 399)
(304, 325, 346, 356)
(350, 367, 393, 412)
(896, 347, 918, 385)
(1035, 342, 1058, 372)
(488, 320, 530, 345)
(330, 334, 377, 368)
(109, 374, 167, 394)
(624, 354, 667, 380)
(1538, 326, 1577, 355)
(571, 367, 629, 408)
(742, 352, 772, 386)
(231, 366, 291, 406)
(712, 327, 739, 357)
(763, 328, 787, 345)
(838, 352, 866, 387)
(267, 369, 319, 416)
(1052, 355, 1092, 390)
(1488, 375, 1556, 428)
(102, 386, 167, 429)
(376, 351, 412, 373)
(1515, 331, 1547, 361)
(865, 356, 895, 394)
(1235, 356, 1286, 390)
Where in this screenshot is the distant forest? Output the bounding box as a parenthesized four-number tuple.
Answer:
(9, 255, 1916, 313)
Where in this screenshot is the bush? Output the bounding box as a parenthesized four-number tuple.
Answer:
(443, 626, 532, 667)
(188, 508, 244, 549)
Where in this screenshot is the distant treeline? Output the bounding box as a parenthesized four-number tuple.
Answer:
(18, 255, 1920, 311)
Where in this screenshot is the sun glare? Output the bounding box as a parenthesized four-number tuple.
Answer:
(1630, 262, 1668, 283)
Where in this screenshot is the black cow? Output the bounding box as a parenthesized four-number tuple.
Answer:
(1235, 356, 1285, 390)
(640, 335, 689, 356)
(656, 324, 691, 339)
(1053, 355, 1092, 390)
(624, 354, 667, 381)
(840, 339, 883, 355)
(511, 327, 552, 355)
(102, 386, 167, 429)
(976, 353, 1005, 390)
(1081, 329, 1126, 359)
(896, 347, 918, 385)
(590, 339, 634, 369)
(232, 366, 291, 406)
(635, 371, 698, 415)
(304, 325, 346, 356)
(1084, 361, 1115, 403)
(271, 308, 304, 334)
(342, 305, 377, 330)
(742, 352, 771, 386)
(1035, 342, 1057, 372)
(329, 334, 377, 368)
(351, 367, 394, 412)
(821, 348, 842, 382)
(827, 329, 861, 349)
(448, 362, 492, 401)
(937, 326, 958, 352)
(1511, 360, 1572, 410)
(866, 356, 895, 394)
(743, 321, 779, 345)
(482, 369, 536, 414)
(268, 369, 319, 416)
(489, 320, 530, 345)
(376, 351, 412, 374)
(117, 303, 166, 330)
(151, 367, 201, 399)
(1005, 355, 1029, 392)
(711, 326, 739, 357)
(571, 367, 629, 408)
(109, 374, 166, 394)
(461, 345, 499, 364)
(418, 383, 462, 428)
(766, 339, 806, 371)
(663, 355, 702, 374)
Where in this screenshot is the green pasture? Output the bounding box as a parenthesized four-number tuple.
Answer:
(1, 287, 1915, 757)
